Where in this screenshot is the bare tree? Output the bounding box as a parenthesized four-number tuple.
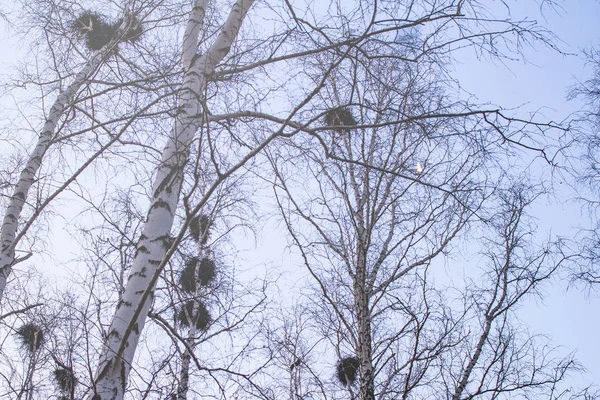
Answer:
(0, 0, 149, 303)
(448, 186, 574, 400)
(0, 0, 587, 399)
(265, 45, 584, 398)
(567, 48, 600, 287)
(271, 135, 583, 399)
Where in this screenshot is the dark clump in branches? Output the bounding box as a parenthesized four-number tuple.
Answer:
(180, 257, 216, 292)
(85, 22, 115, 50)
(290, 357, 302, 371)
(72, 11, 143, 51)
(197, 258, 216, 286)
(189, 214, 213, 245)
(72, 11, 115, 50)
(336, 356, 359, 385)
(15, 323, 45, 352)
(54, 367, 77, 394)
(323, 108, 357, 134)
(177, 300, 211, 330)
(72, 11, 101, 35)
(180, 258, 199, 293)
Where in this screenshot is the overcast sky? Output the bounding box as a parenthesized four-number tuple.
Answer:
(451, 0, 600, 388)
(1, 0, 600, 392)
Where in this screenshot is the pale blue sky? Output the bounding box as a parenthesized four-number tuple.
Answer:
(0, 0, 599, 393)
(452, 0, 600, 388)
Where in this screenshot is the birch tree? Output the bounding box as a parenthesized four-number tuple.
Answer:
(270, 84, 582, 400)
(88, 2, 259, 398)
(0, 1, 156, 303)
(264, 15, 580, 399)
(448, 186, 574, 400)
(0, 0, 588, 399)
(271, 59, 476, 400)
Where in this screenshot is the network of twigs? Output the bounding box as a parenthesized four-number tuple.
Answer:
(15, 323, 45, 352)
(72, 11, 142, 50)
(54, 367, 77, 393)
(177, 300, 211, 330)
(336, 356, 359, 385)
(323, 108, 357, 134)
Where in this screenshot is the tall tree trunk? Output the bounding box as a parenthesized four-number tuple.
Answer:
(354, 259, 375, 400)
(89, 1, 254, 399)
(177, 334, 194, 400)
(0, 50, 111, 302)
(0, 8, 143, 302)
(353, 194, 375, 400)
(349, 141, 375, 400)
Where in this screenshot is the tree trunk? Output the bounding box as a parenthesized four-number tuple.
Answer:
(354, 200, 375, 400)
(354, 267, 375, 400)
(89, 1, 254, 399)
(0, 50, 110, 301)
(177, 335, 193, 400)
(177, 301, 203, 399)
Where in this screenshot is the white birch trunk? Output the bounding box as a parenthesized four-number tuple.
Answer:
(89, 1, 254, 399)
(176, 322, 198, 400)
(353, 216, 375, 400)
(0, 50, 112, 302)
(347, 139, 375, 400)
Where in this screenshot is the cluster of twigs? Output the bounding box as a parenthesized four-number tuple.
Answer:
(175, 214, 216, 331)
(72, 11, 142, 50)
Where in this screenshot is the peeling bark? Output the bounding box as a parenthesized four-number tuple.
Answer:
(89, 1, 254, 399)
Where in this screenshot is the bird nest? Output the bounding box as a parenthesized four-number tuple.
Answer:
(197, 258, 216, 286)
(72, 11, 116, 50)
(177, 300, 211, 330)
(323, 108, 357, 134)
(180, 257, 216, 292)
(336, 356, 359, 385)
(72, 11, 142, 50)
(15, 323, 45, 352)
(54, 367, 77, 393)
